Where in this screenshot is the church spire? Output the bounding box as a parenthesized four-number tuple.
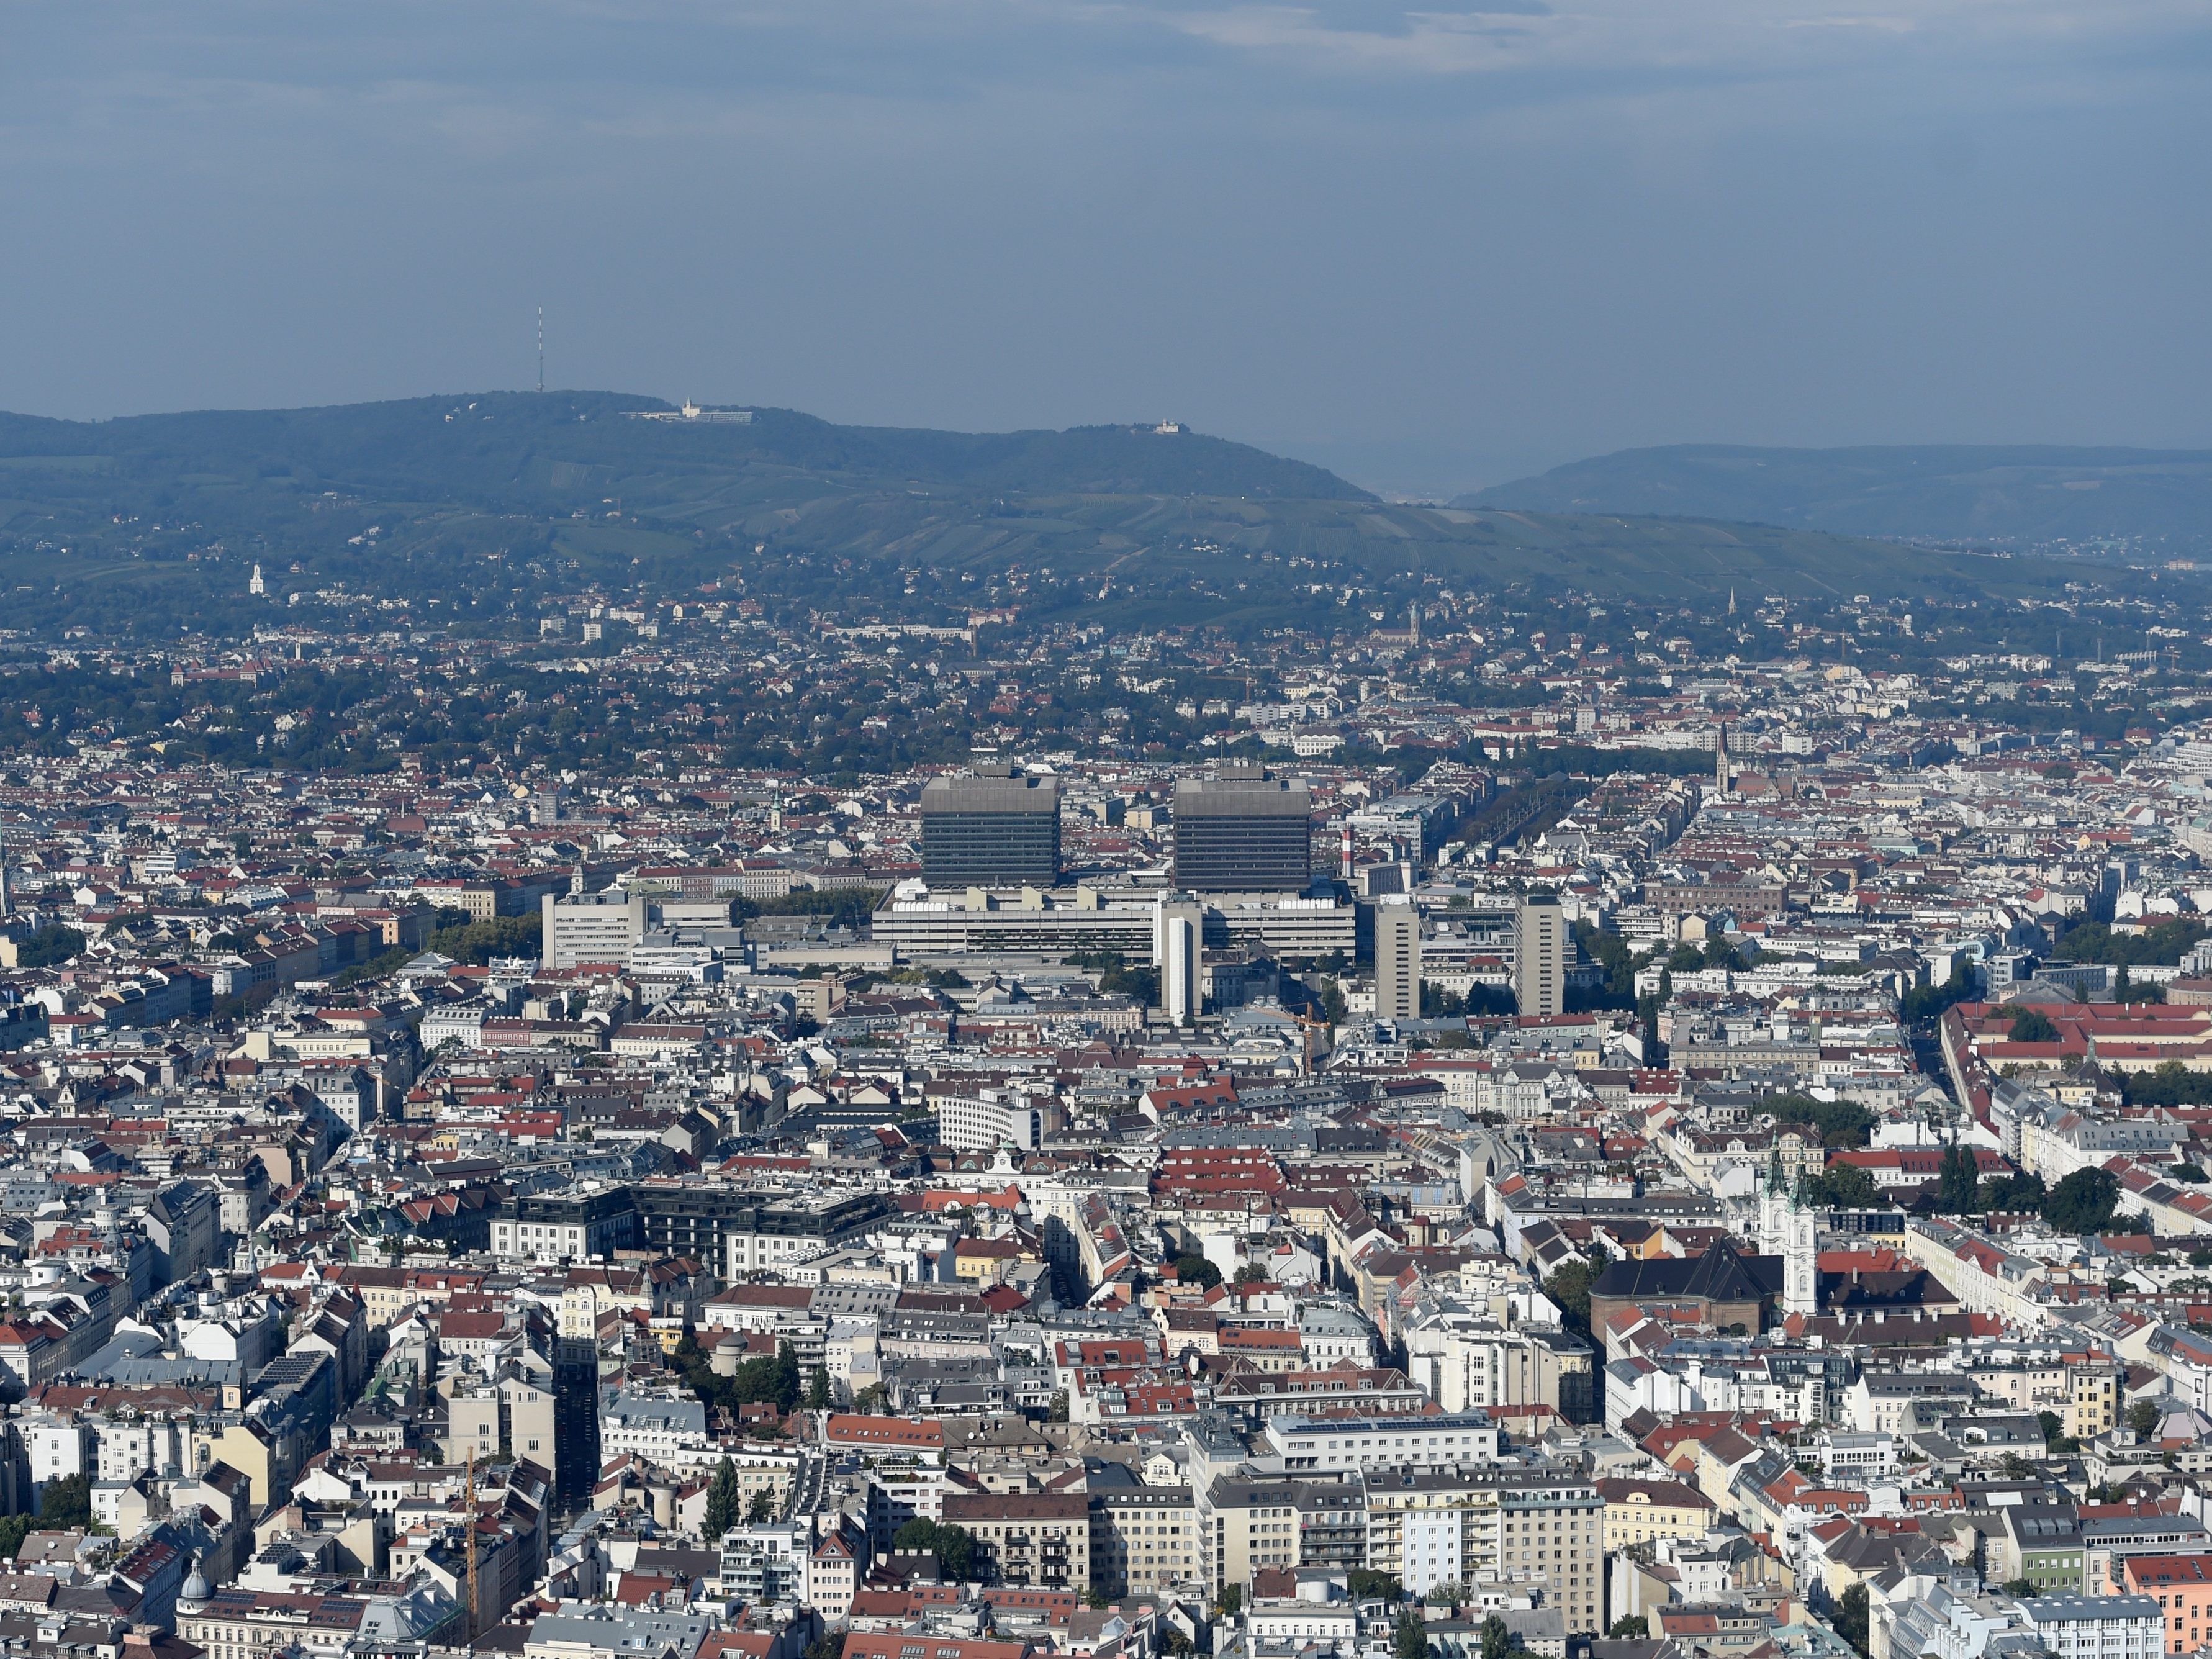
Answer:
(1783, 1178, 1818, 1318)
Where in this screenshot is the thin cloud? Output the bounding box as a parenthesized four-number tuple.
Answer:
(1780, 16, 1920, 30)
(1173, 6, 1550, 72)
(1157, 0, 2206, 78)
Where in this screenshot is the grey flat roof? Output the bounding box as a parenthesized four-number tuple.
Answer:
(2028, 1594, 2160, 1620)
(1175, 776, 1311, 816)
(921, 774, 1059, 813)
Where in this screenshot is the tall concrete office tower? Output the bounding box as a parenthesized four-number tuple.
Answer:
(919, 765, 1061, 889)
(1153, 895, 1202, 1026)
(1173, 765, 1312, 892)
(542, 888, 649, 969)
(1514, 893, 1566, 1018)
(1374, 897, 1420, 1023)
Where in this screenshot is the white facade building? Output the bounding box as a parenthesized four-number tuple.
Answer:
(1265, 1412, 1500, 1473)
(1155, 896, 1201, 1026)
(935, 1093, 1044, 1154)
(2024, 1595, 2163, 1659)
(540, 888, 649, 969)
(1404, 1506, 1464, 1595)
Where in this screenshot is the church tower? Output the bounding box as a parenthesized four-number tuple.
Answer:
(1757, 1161, 1787, 1256)
(1784, 1189, 1818, 1318)
(1713, 723, 1730, 797)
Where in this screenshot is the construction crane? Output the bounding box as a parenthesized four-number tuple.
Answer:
(464, 1452, 479, 1644)
(1283, 1006, 1331, 1074)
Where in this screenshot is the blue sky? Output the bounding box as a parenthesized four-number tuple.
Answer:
(4, 0, 2210, 495)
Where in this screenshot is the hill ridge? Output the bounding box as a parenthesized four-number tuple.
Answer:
(0, 391, 1375, 505)
(1460, 441, 2212, 550)
(0, 397, 2192, 641)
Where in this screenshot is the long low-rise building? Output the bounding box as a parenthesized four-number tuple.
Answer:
(1900, 1215, 2052, 1331)
(2032, 1591, 2167, 1659)
(1263, 1410, 1500, 1473)
(873, 885, 1355, 962)
(492, 1183, 895, 1277)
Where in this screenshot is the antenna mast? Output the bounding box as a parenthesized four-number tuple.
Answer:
(536, 307, 544, 394)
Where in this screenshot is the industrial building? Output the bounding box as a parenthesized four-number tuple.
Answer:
(874, 882, 1354, 962)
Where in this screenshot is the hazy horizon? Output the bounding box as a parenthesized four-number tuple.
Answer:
(7, 1, 2211, 499)
(10, 387, 2210, 505)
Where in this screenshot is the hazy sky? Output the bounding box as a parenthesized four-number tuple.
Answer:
(4, 1, 2210, 495)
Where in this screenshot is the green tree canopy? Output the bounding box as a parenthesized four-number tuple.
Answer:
(1835, 1584, 1871, 1656)
(2054, 916, 2210, 968)
(677, 1334, 805, 1419)
(1173, 1254, 1222, 1289)
(1318, 978, 1348, 1026)
(2128, 1060, 2212, 1108)
(425, 912, 543, 965)
(12, 925, 84, 969)
(35, 1473, 91, 1530)
(1800, 1159, 1882, 1209)
(1981, 1170, 2047, 1212)
(1936, 1144, 1982, 1214)
(1900, 964, 1975, 1024)
(1570, 918, 1645, 1007)
(2043, 1167, 2121, 1234)
(2008, 1007, 2061, 1044)
(1758, 1094, 1874, 1149)
(1541, 1254, 1603, 1337)
(705, 1457, 742, 1540)
(892, 1519, 976, 1581)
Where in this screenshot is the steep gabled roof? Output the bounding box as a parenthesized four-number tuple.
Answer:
(1591, 1239, 1783, 1306)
